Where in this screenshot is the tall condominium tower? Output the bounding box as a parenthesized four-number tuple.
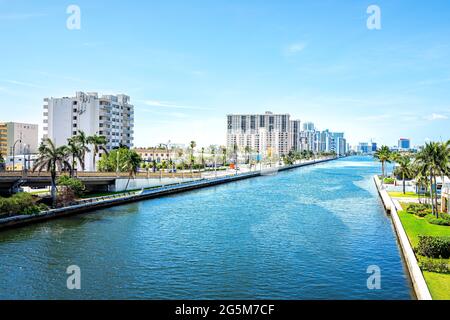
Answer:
(43, 92, 134, 171)
(226, 111, 295, 156)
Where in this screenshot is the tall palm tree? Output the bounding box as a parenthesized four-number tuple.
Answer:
(87, 134, 108, 172)
(73, 130, 90, 171)
(189, 141, 196, 173)
(374, 146, 391, 178)
(221, 146, 227, 166)
(67, 137, 84, 177)
(415, 142, 449, 217)
(412, 161, 429, 204)
(33, 139, 71, 206)
(122, 150, 142, 190)
(201, 147, 205, 170)
(396, 155, 412, 194)
(244, 146, 251, 164)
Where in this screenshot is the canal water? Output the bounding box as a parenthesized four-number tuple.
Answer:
(0, 156, 413, 299)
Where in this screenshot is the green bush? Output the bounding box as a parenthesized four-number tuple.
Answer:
(416, 236, 450, 259)
(0, 193, 48, 216)
(406, 203, 432, 217)
(419, 258, 450, 274)
(383, 177, 395, 184)
(425, 214, 450, 226)
(57, 175, 86, 197)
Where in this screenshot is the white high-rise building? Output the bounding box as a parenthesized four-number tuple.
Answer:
(226, 112, 294, 157)
(43, 92, 134, 171)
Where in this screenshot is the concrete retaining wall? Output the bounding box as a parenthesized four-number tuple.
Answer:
(373, 175, 432, 300)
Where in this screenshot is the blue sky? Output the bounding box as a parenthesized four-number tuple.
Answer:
(0, 0, 449, 148)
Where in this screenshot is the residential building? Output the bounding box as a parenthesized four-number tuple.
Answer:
(4, 154, 39, 171)
(398, 138, 411, 151)
(135, 147, 172, 164)
(226, 112, 293, 157)
(0, 122, 39, 157)
(44, 92, 134, 171)
(357, 142, 370, 154)
(289, 120, 302, 152)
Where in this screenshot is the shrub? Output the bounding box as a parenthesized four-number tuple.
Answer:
(419, 258, 450, 274)
(57, 175, 86, 197)
(416, 236, 450, 259)
(383, 177, 395, 184)
(0, 193, 48, 216)
(425, 214, 450, 226)
(406, 203, 432, 217)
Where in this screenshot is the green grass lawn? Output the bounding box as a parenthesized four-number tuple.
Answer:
(398, 210, 450, 300)
(388, 191, 421, 198)
(423, 272, 450, 300)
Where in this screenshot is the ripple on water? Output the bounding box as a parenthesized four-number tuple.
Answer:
(0, 156, 412, 300)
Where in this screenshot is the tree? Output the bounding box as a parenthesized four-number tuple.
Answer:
(221, 146, 227, 166)
(396, 155, 412, 194)
(33, 139, 72, 206)
(67, 137, 84, 177)
(97, 148, 142, 190)
(87, 134, 108, 172)
(73, 131, 91, 171)
(244, 146, 251, 164)
(189, 141, 196, 173)
(121, 149, 142, 190)
(374, 146, 391, 178)
(415, 142, 449, 217)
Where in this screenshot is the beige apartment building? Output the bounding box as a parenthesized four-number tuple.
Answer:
(0, 122, 39, 157)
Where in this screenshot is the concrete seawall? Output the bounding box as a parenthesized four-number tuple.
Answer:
(373, 175, 432, 300)
(0, 158, 336, 231)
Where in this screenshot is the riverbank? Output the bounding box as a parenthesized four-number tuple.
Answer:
(373, 175, 433, 300)
(0, 157, 336, 231)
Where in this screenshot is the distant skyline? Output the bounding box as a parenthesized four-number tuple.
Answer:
(0, 0, 449, 147)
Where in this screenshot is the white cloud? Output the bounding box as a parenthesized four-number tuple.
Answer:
(142, 100, 212, 110)
(425, 113, 448, 121)
(2, 79, 45, 89)
(283, 42, 307, 56)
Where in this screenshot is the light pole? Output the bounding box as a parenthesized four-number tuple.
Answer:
(23, 144, 30, 174)
(160, 140, 172, 173)
(12, 139, 22, 172)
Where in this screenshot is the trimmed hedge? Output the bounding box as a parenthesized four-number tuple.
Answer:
(416, 236, 450, 259)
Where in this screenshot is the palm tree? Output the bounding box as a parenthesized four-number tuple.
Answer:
(122, 150, 142, 190)
(396, 155, 412, 194)
(412, 161, 429, 204)
(87, 134, 108, 172)
(374, 146, 391, 178)
(73, 131, 90, 171)
(33, 139, 71, 206)
(67, 137, 84, 177)
(189, 141, 196, 173)
(200, 147, 206, 170)
(244, 146, 251, 164)
(415, 142, 449, 217)
(221, 146, 227, 166)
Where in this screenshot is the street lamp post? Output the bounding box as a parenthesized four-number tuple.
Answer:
(160, 141, 172, 173)
(12, 139, 22, 172)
